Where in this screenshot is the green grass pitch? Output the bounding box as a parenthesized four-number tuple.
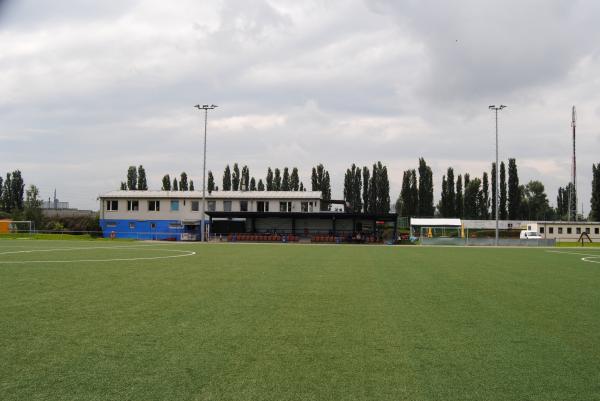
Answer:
(1, 240, 599, 401)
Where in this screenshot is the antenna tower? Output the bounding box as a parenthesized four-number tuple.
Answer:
(569, 106, 577, 221)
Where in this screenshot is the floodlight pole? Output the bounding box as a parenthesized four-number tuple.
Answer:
(489, 105, 506, 246)
(195, 104, 218, 242)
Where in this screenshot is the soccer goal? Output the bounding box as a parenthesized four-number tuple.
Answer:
(5, 221, 34, 237)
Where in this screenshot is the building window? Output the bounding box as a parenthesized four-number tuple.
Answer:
(596, 228, 599, 235)
(150, 223, 156, 229)
(576, 227, 581, 234)
(191, 201, 199, 212)
(106, 221, 117, 228)
(257, 201, 269, 212)
(549, 227, 554, 234)
(280, 201, 292, 212)
(527, 225, 532, 230)
(507, 223, 513, 228)
(106, 200, 118, 211)
(585, 227, 590, 234)
(171, 200, 179, 211)
(224, 201, 232, 212)
(129, 222, 136, 229)
(301, 202, 309, 212)
(148, 201, 160, 211)
(540, 227, 545, 234)
(567, 227, 572, 234)
(127, 200, 139, 211)
(558, 227, 563, 234)
(240, 201, 248, 212)
(208, 201, 216, 212)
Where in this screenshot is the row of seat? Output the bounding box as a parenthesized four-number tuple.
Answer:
(226, 234, 299, 242)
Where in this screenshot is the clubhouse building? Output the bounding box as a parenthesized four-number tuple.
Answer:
(98, 190, 398, 241)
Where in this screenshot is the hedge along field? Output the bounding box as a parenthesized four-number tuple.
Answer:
(1, 241, 599, 401)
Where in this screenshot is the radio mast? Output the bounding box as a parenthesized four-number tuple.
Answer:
(569, 106, 577, 221)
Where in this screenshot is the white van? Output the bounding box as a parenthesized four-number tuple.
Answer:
(520, 230, 542, 239)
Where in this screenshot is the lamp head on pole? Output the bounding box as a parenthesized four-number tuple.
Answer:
(194, 104, 219, 110)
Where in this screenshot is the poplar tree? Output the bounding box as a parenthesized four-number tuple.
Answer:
(591, 163, 600, 221)
(189, 180, 194, 191)
(369, 163, 378, 214)
(379, 163, 390, 213)
(1, 173, 12, 211)
(0, 176, 3, 210)
(440, 175, 448, 216)
(354, 164, 363, 213)
(299, 182, 304, 191)
(137, 165, 148, 190)
(463, 177, 481, 219)
(481, 172, 489, 219)
(266, 168, 273, 191)
(399, 170, 411, 217)
(311, 164, 331, 210)
(507, 158, 520, 219)
(161, 174, 171, 191)
(417, 158, 434, 217)
(258, 179, 265, 191)
(410, 170, 419, 217)
(447, 167, 455, 217)
(362, 166, 370, 213)
(290, 167, 300, 191)
(180, 172, 189, 191)
(274, 168, 282, 191)
(250, 177, 256, 191)
(223, 165, 231, 190)
(456, 175, 464, 218)
(499, 161, 507, 220)
(207, 171, 215, 193)
(232, 163, 240, 191)
(127, 166, 137, 190)
(10, 170, 24, 210)
(491, 163, 497, 219)
(120, 182, 127, 190)
(172, 178, 179, 191)
(281, 167, 290, 191)
(241, 166, 250, 190)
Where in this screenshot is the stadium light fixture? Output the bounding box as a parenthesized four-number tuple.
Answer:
(489, 105, 507, 246)
(194, 104, 218, 242)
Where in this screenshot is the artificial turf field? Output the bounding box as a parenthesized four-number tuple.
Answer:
(1, 240, 599, 401)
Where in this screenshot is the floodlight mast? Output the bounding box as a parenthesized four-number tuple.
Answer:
(489, 105, 506, 246)
(194, 104, 218, 242)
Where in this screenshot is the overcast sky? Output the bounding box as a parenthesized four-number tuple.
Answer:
(1, 0, 600, 212)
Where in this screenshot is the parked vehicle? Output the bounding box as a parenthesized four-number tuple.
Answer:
(520, 230, 542, 239)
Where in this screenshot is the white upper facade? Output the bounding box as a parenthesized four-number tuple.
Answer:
(99, 190, 323, 220)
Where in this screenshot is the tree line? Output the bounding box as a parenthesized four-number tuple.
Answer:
(0, 170, 43, 227)
(115, 159, 600, 220)
(343, 162, 390, 214)
(396, 157, 600, 221)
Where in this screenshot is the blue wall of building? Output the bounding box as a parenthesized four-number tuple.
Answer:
(100, 219, 203, 240)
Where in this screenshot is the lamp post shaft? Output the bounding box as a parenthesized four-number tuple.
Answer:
(495, 109, 499, 246)
(201, 108, 208, 242)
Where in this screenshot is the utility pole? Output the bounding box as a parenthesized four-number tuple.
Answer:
(489, 105, 506, 246)
(194, 104, 218, 242)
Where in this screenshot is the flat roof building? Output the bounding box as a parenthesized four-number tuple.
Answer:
(98, 190, 396, 242)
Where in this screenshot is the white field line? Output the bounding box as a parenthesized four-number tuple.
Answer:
(546, 250, 600, 264)
(0, 245, 196, 264)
